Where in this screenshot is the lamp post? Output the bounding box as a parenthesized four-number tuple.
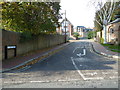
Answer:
(64, 10, 67, 43)
(60, 10, 67, 43)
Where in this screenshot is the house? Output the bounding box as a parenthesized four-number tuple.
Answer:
(96, 18, 120, 44)
(106, 18, 120, 45)
(76, 26, 93, 38)
(96, 4, 120, 44)
(57, 18, 74, 38)
(76, 26, 85, 37)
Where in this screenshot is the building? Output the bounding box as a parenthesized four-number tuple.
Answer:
(76, 26, 85, 37)
(106, 18, 120, 45)
(96, 3, 120, 44)
(96, 18, 120, 44)
(76, 26, 93, 38)
(57, 18, 74, 38)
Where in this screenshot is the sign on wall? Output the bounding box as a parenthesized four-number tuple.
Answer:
(5, 45, 17, 59)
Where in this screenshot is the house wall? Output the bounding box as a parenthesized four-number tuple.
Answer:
(2, 29, 65, 60)
(106, 22, 120, 45)
(58, 21, 73, 38)
(68, 24, 73, 37)
(96, 21, 120, 44)
(96, 31, 101, 42)
(76, 27, 85, 37)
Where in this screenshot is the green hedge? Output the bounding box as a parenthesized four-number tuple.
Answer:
(100, 37, 104, 44)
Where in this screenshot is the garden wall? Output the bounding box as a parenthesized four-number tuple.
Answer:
(2, 29, 65, 60)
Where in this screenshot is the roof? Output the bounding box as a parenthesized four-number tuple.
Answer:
(84, 29, 93, 31)
(60, 18, 73, 25)
(77, 26, 85, 28)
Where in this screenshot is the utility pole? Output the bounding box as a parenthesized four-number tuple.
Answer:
(60, 10, 67, 43)
(64, 10, 67, 43)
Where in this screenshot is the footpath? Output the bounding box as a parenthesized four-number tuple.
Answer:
(1, 43, 70, 73)
(1, 40, 120, 73)
(90, 40, 120, 59)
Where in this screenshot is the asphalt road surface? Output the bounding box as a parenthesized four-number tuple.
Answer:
(2, 40, 118, 88)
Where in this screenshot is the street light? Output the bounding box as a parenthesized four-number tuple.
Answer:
(64, 10, 67, 43)
(60, 10, 67, 43)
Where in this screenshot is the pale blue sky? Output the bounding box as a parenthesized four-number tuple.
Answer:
(60, 0, 96, 28)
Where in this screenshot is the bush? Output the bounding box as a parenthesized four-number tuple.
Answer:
(20, 31, 32, 42)
(100, 37, 104, 44)
(73, 32, 79, 40)
(87, 31, 94, 39)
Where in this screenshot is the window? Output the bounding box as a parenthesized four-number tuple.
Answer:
(118, 26, 120, 30)
(110, 28, 114, 34)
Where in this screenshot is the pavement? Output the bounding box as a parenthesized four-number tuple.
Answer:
(90, 40, 120, 59)
(1, 42, 70, 73)
(1, 40, 120, 73)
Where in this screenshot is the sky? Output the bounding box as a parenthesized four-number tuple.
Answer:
(59, 0, 96, 28)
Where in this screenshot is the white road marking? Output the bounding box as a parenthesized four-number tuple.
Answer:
(102, 72, 108, 75)
(77, 53, 82, 57)
(57, 79, 82, 82)
(109, 76, 118, 79)
(71, 57, 86, 80)
(80, 65, 82, 66)
(4, 81, 25, 84)
(3, 79, 82, 84)
(3, 77, 104, 85)
(71, 57, 104, 80)
(85, 77, 104, 80)
(30, 80, 50, 83)
(83, 49, 86, 55)
(84, 72, 98, 76)
(77, 48, 86, 57)
(30, 79, 82, 83)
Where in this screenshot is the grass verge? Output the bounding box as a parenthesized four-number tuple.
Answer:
(101, 44, 120, 53)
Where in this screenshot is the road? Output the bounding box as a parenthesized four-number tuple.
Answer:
(2, 40, 118, 88)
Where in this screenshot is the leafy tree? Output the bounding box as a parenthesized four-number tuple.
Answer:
(1, 2, 61, 35)
(73, 32, 79, 40)
(87, 31, 95, 39)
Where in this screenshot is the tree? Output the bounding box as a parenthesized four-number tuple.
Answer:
(73, 32, 79, 40)
(87, 31, 96, 39)
(91, 0, 119, 43)
(112, 2, 120, 20)
(94, 10, 103, 34)
(1, 2, 61, 35)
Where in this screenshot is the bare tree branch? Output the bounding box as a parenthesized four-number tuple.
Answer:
(95, 19, 102, 26)
(103, 5, 108, 19)
(107, 1, 113, 21)
(97, 11, 103, 22)
(108, 2, 116, 22)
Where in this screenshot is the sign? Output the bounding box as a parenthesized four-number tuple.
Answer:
(7, 46, 16, 49)
(5, 45, 17, 59)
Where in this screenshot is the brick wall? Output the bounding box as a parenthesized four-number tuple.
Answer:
(2, 29, 65, 60)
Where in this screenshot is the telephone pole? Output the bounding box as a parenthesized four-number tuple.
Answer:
(64, 10, 67, 43)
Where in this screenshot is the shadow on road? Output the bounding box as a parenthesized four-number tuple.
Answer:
(7, 42, 117, 73)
